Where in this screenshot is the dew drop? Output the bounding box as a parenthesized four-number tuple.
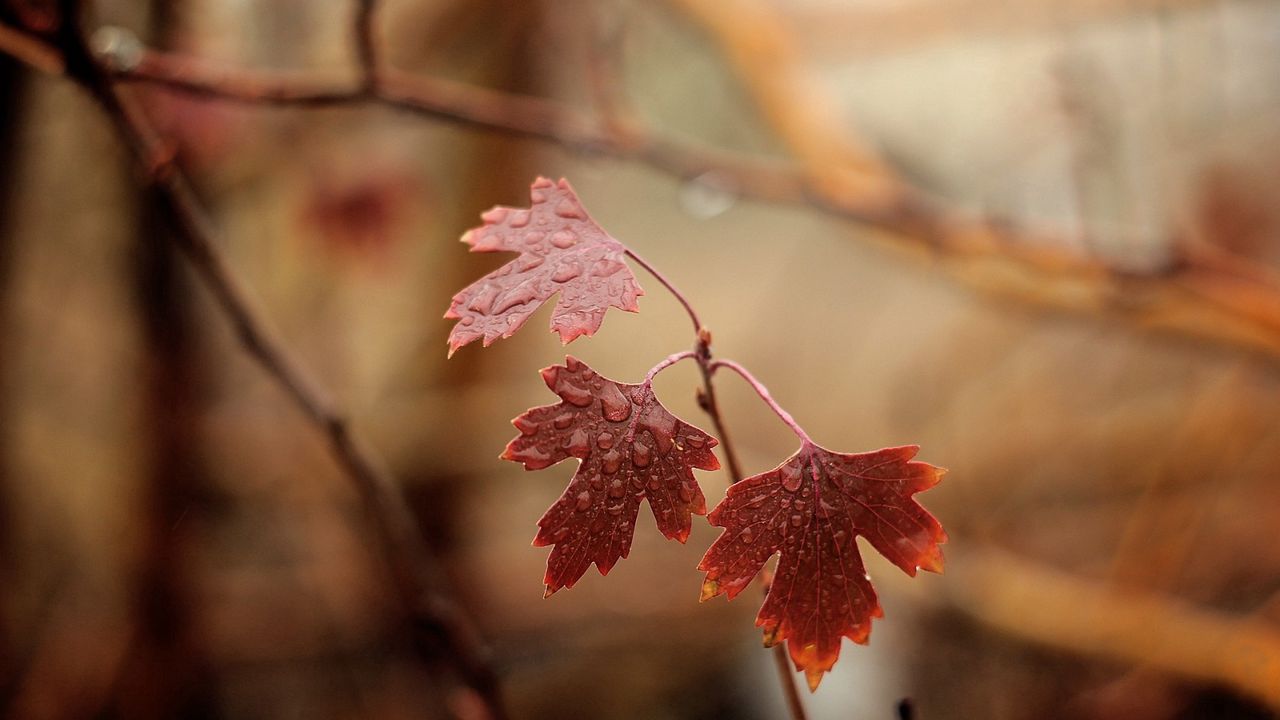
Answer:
(596, 432, 615, 449)
(552, 526, 570, 542)
(494, 283, 538, 315)
(780, 464, 803, 492)
(685, 435, 705, 449)
(678, 483, 695, 503)
(590, 477, 605, 492)
(555, 199, 584, 219)
(679, 171, 738, 219)
(563, 428, 590, 457)
(552, 412, 574, 430)
(601, 450, 622, 475)
(558, 382, 593, 408)
(632, 442, 652, 468)
(740, 527, 754, 543)
(459, 315, 475, 326)
(550, 230, 577, 248)
(790, 514, 804, 527)
(509, 210, 531, 227)
(643, 416, 677, 455)
(598, 384, 632, 422)
(468, 285, 499, 315)
(552, 263, 583, 283)
(575, 492, 591, 511)
(608, 479, 626, 498)
(794, 499, 807, 512)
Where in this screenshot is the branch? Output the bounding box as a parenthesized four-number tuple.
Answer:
(927, 548, 1280, 710)
(353, 0, 378, 90)
(40, 7, 507, 717)
(0, 22, 63, 73)
(93, 43, 1280, 366)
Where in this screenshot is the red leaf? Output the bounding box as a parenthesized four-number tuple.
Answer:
(445, 178, 643, 355)
(698, 443, 945, 690)
(503, 356, 721, 596)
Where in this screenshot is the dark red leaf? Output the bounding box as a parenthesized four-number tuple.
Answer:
(698, 443, 945, 690)
(445, 178, 643, 355)
(503, 356, 720, 596)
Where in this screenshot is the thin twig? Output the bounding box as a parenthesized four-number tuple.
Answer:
(82, 33, 1280, 368)
(0, 22, 63, 73)
(709, 359, 813, 445)
(46, 4, 507, 717)
(624, 247, 703, 334)
(693, 352, 809, 718)
(353, 0, 379, 91)
(10, 21, 1280, 366)
(627, 231, 808, 717)
(643, 350, 698, 384)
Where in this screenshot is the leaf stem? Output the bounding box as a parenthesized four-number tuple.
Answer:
(710, 359, 813, 445)
(623, 247, 702, 335)
(643, 350, 697, 384)
(695, 358, 810, 718)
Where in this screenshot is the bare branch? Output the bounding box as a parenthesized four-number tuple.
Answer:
(39, 5, 508, 716)
(0, 22, 64, 73)
(95, 44, 1280, 365)
(354, 0, 379, 91)
(929, 547, 1280, 710)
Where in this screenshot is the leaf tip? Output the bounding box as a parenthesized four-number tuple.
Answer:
(699, 578, 720, 602)
(761, 624, 780, 647)
(805, 667, 824, 692)
(918, 545, 945, 574)
(543, 585, 556, 599)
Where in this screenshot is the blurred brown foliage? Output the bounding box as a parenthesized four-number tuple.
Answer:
(1, 1, 1279, 719)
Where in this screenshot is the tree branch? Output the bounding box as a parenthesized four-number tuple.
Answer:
(40, 4, 508, 717)
(90, 42, 1280, 366)
(930, 547, 1280, 711)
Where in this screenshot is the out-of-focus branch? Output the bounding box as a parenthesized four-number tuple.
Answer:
(27, 4, 508, 717)
(666, 0, 904, 212)
(354, 0, 379, 90)
(922, 548, 1280, 710)
(7, 8, 1280, 367)
(663, 0, 1280, 363)
(129, 45, 1280, 363)
(0, 22, 62, 73)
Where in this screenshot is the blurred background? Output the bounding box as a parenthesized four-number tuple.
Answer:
(2, 0, 1280, 718)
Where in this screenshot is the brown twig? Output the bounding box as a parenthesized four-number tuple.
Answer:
(354, 0, 379, 91)
(692, 340, 808, 719)
(8, 9, 1280, 367)
(80, 44, 1280, 366)
(41, 3, 507, 717)
(925, 547, 1280, 710)
(627, 248, 807, 713)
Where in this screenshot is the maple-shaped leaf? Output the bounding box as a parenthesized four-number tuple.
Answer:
(444, 178, 643, 356)
(502, 356, 720, 596)
(698, 443, 945, 690)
